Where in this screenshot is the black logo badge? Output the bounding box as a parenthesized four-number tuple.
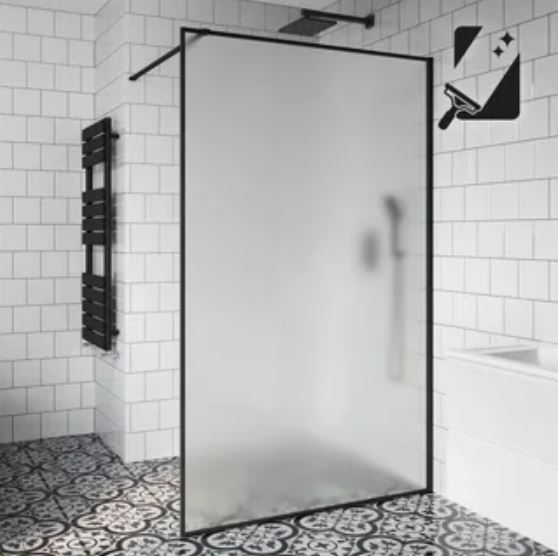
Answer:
(440, 26, 520, 130)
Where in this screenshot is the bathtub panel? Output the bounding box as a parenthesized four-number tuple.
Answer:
(447, 359, 558, 466)
(447, 429, 558, 551)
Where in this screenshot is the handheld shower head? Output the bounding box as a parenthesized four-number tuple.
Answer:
(384, 196, 403, 220)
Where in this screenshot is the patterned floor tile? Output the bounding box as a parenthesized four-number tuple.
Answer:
(0, 434, 555, 556)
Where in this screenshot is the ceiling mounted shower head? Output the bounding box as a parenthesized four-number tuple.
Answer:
(279, 16, 337, 37)
(279, 8, 375, 38)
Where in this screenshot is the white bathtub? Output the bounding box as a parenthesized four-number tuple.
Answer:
(446, 345, 558, 551)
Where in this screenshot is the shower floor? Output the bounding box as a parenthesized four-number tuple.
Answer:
(0, 434, 554, 555)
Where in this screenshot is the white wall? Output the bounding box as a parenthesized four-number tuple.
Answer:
(0, 0, 303, 459)
(93, 0, 306, 462)
(321, 0, 558, 494)
(0, 3, 96, 443)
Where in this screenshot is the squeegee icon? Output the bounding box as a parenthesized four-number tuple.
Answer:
(440, 26, 520, 130)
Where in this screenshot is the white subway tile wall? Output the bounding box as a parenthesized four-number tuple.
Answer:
(94, 0, 301, 461)
(0, 3, 95, 444)
(321, 0, 558, 494)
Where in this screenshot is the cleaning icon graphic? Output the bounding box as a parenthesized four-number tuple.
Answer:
(439, 25, 521, 130)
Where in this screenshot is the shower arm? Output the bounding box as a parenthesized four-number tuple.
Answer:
(300, 9, 375, 29)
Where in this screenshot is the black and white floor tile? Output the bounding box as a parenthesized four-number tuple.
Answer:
(0, 434, 555, 555)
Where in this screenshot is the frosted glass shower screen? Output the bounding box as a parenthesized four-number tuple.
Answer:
(182, 30, 430, 533)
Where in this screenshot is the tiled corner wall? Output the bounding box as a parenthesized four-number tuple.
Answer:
(94, 0, 305, 462)
(0, 3, 96, 443)
(321, 0, 558, 493)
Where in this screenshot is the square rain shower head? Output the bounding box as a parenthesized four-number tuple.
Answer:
(279, 16, 337, 37)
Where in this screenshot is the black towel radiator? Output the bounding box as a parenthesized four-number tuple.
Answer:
(81, 117, 119, 350)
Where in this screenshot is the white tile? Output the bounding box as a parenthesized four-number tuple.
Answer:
(145, 429, 172, 459)
(452, 150, 476, 185)
(68, 408, 93, 434)
(28, 117, 54, 143)
(453, 222, 476, 256)
(55, 331, 81, 357)
(440, 257, 464, 291)
(506, 0, 533, 25)
(0, 389, 26, 416)
(534, 53, 558, 97)
(0, 115, 26, 142)
(0, 225, 26, 250)
(41, 305, 67, 332)
(430, 14, 452, 52)
(477, 295, 504, 333)
(42, 358, 67, 384)
(14, 144, 41, 170)
(550, 178, 558, 217)
(477, 0, 504, 35)
(28, 386, 54, 413)
(478, 222, 505, 257)
(27, 332, 54, 359)
(42, 91, 67, 117)
(130, 401, 159, 431)
(13, 34, 40, 61)
(534, 0, 557, 16)
(519, 99, 548, 140)
(160, 399, 179, 428)
(491, 259, 518, 296)
(440, 188, 464, 220)
(419, 0, 441, 21)
(400, 0, 419, 28)
(68, 357, 93, 382)
(0, 416, 12, 443)
(14, 252, 41, 279)
(41, 252, 67, 277)
(14, 307, 41, 332)
(55, 383, 80, 410)
(145, 370, 173, 400)
(519, 16, 548, 61)
(41, 37, 67, 64)
(55, 66, 81, 92)
(14, 198, 40, 223)
(14, 88, 40, 115)
(160, 0, 187, 18)
(68, 40, 93, 66)
(124, 433, 145, 462)
(28, 62, 54, 89)
(504, 142, 535, 180)
(0, 5, 26, 32)
(13, 360, 40, 386)
(240, 0, 264, 28)
(535, 221, 558, 258)
(465, 258, 490, 293)
(534, 137, 558, 178)
(41, 411, 67, 437)
(14, 414, 40, 441)
(27, 8, 54, 36)
(519, 260, 548, 299)
(0, 279, 26, 308)
(534, 301, 558, 342)
(28, 279, 54, 305)
(490, 183, 518, 219)
(452, 293, 477, 328)
(478, 146, 504, 183)
(505, 221, 533, 258)
(0, 362, 13, 388)
(130, 342, 159, 371)
(551, 13, 558, 52)
(146, 16, 173, 47)
(215, 0, 240, 25)
(518, 179, 548, 218)
(55, 12, 81, 39)
(68, 93, 93, 118)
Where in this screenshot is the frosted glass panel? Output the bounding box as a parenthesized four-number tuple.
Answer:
(183, 32, 428, 533)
